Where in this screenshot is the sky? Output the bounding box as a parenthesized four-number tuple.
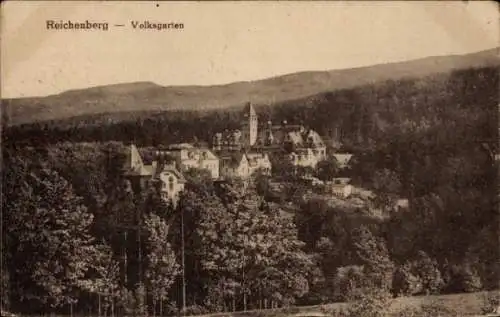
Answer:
(1, 1, 499, 98)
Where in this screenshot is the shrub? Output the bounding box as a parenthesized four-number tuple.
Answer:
(412, 251, 444, 295)
(347, 287, 392, 317)
(480, 292, 500, 314)
(392, 263, 422, 296)
(183, 304, 209, 316)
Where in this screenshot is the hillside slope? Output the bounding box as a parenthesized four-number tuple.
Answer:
(2, 47, 499, 125)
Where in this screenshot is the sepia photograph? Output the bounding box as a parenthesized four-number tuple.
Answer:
(1, 1, 499, 316)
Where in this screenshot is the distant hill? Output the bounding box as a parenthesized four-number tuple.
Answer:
(2, 47, 499, 126)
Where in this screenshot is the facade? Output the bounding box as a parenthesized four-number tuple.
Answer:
(220, 152, 250, 179)
(326, 177, 353, 198)
(153, 161, 186, 203)
(219, 151, 272, 179)
(212, 102, 326, 168)
(332, 153, 353, 169)
(246, 152, 272, 175)
(255, 121, 327, 167)
(393, 198, 410, 212)
(157, 143, 220, 179)
(124, 144, 186, 206)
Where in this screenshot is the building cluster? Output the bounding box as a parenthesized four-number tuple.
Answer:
(123, 102, 352, 206)
(213, 102, 327, 167)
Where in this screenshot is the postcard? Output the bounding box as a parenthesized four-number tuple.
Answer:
(1, 1, 499, 317)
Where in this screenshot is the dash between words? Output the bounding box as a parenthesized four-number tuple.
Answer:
(46, 20, 185, 31)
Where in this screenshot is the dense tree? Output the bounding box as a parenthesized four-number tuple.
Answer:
(315, 159, 339, 181)
(4, 159, 108, 313)
(1, 65, 498, 314)
(195, 187, 314, 310)
(144, 214, 180, 316)
(352, 226, 394, 291)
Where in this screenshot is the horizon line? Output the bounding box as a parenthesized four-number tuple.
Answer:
(2, 46, 499, 100)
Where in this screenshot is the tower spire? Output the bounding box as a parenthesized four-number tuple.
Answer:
(241, 101, 258, 146)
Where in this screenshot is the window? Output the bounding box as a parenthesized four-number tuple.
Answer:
(168, 176, 175, 191)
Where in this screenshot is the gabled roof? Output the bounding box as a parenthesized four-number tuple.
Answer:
(153, 161, 186, 183)
(124, 144, 153, 176)
(164, 143, 194, 150)
(332, 153, 353, 166)
(243, 102, 256, 117)
(197, 148, 218, 161)
(287, 131, 304, 145)
(331, 177, 351, 184)
(304, 129, 325, 147)
(220, 152, 247, 168)
(246, 152, 268, 159)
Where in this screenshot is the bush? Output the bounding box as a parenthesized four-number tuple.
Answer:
(412, 251, 444, 295)
(183, 304, 209, 316)
(392, 264, 422, 296)
(347, 287, 392, 317)
(480, 292, 500, 314)
(333, 265, 366, 302)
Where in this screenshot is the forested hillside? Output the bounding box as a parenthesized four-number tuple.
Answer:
(2, 65, 498, 316)
(4, 66, 498, 152)
(2, 48, 498, 125)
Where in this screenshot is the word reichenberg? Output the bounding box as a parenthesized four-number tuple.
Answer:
(46, 20, 109, 31)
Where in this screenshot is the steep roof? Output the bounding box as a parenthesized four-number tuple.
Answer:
(287, 131, 304, 145)
(246, 152, 269, 167)
(332, 153, 353, 167)
(242, 102, 257, 118)
(197, 148, 218, 160)
(124, 144, 152, 176)
(164, 143, 194, 150)
(220, 152, 246, 168)
(152, 161, 186, 183)
(304, 129, 325, 147)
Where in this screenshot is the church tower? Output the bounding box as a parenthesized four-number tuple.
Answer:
(241, 102, 258, 147)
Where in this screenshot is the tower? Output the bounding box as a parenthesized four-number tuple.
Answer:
(241, 102, 258, 146)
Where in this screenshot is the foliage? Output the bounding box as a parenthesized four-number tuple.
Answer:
(1, 65, 498, 314)
(480, 292, 500, 314)
(346, 287, 393, 317)
(194, 186, 315, 309)
(144, 213, 180, 307)
(352, 226, 394, 291)
(333, 265, 366, 302)
(3, 155, 108, 311)
(392, 263, 422, 296)
(371, 168, 402, 210)
(315, 159, 339, 181)
(411, 251, 444, 295)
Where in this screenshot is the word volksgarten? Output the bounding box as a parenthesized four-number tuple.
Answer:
(46, 20, 109, 31)
(131, 21, 184, 30)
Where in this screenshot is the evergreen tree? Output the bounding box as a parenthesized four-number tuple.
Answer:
(6, 162, 106, 312)
(144, 213, 180, 316)
(197, 187, 314, 309)
(352, 226, 394, 292)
